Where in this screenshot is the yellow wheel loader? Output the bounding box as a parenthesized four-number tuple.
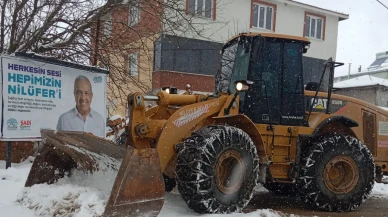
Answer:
(25, 33, 388, 216)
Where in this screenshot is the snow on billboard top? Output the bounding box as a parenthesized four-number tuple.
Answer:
(333, 75, 388, 89)
(0, 54, 108, 139)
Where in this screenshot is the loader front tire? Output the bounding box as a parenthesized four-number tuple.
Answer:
(176, 125, 260, 214)
(297, 134, 375, 212)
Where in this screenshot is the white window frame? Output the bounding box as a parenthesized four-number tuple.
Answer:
(305, 14, 324, 40)
(128, 52, 139, 77)
(252, 3, 274, 31)
(129, 0, 140, 26)
(187, 0, 214, 19)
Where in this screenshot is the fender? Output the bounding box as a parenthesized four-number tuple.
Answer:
(312, 116, 358, 137)
(156, 96, 228, 173)
(212, 114, 268, 164)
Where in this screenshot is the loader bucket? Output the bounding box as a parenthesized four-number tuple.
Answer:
(25, 129, 165, 217)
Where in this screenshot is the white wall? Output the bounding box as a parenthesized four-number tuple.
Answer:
(171, 0, 342, 61)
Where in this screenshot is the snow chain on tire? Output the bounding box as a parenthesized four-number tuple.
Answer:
(176, 125, 260, 214)
(297, 134, 375, 212)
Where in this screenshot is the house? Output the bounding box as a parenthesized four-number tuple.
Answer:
(335, 51, 388, 83)
(334, 75, 388, 107)
(93, 0, 349, 117)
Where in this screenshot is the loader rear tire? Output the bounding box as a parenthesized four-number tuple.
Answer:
(176, 125, 260, 214)
(297, 134, 375, 212)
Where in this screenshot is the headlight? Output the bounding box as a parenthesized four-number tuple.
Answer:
(234, 80, 253, 92)
(236, 82, 243, 91)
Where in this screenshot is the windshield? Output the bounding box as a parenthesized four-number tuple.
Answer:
(215, 37, 251, 95)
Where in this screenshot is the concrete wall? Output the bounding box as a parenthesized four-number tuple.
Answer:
(376, 86, 388, 107)
(171, 0, 343, 60)
(335, 86, 377, 106)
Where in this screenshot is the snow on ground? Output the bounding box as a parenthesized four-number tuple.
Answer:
(109, 115, 122, 121)
(1, 158, 387, 217)
(372, 181, 388, 198)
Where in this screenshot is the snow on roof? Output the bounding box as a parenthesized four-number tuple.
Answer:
(335, 64, 388, 78)
(334, 75, 388, 88)
(378, 106, 388, 111)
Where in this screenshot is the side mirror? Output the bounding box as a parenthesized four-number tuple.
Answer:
(235, 80, 253, 92)
(305, 82, 319, 91)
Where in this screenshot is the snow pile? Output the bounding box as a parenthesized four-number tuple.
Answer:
(109, 115, 122, 121)
(17, 184, 108, 217)
(0, 157, 39, 217)
(371, 181, 388, 198)
(61, 145, 122, 192)
(14, 145, 122, 217)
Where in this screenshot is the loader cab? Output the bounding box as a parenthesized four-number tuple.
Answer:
(215, 33, 311, 126)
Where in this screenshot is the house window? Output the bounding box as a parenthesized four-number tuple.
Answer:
(305, 13, 325, 40)
(252, 2, 275, 31)
(128, 52, 139, 77)
(103, 12, 112, 38)
(129, 0, 140, 26)
(187, 0, 214, 19)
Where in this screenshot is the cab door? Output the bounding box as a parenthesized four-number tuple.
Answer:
(243, 38, 305, 127)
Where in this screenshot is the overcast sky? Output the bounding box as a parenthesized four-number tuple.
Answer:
(295, 0, 388, 77)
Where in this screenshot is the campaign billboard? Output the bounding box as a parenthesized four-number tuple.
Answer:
(1, 54, 107, 139)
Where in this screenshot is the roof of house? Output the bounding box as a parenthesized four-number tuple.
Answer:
(334, 75, 388, 88)
(335, 65, 388, 79)
(287, 0, 349, 21)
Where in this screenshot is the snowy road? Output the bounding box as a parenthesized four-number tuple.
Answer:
(247, 187, 388, 217)
(1, 159, 388, 217)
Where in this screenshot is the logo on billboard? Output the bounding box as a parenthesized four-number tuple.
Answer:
(93, 76, 103, 83)
(20, 120, 32, 130)
(6, 118, 18, 130)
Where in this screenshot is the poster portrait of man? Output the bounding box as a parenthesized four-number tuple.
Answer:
(56, 75, 104, 137)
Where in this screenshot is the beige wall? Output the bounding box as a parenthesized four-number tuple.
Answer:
(335, 86, 388, 107)
(105, 35, 158, 118)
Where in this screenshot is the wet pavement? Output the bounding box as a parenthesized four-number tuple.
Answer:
(245, 191, 388, 217)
